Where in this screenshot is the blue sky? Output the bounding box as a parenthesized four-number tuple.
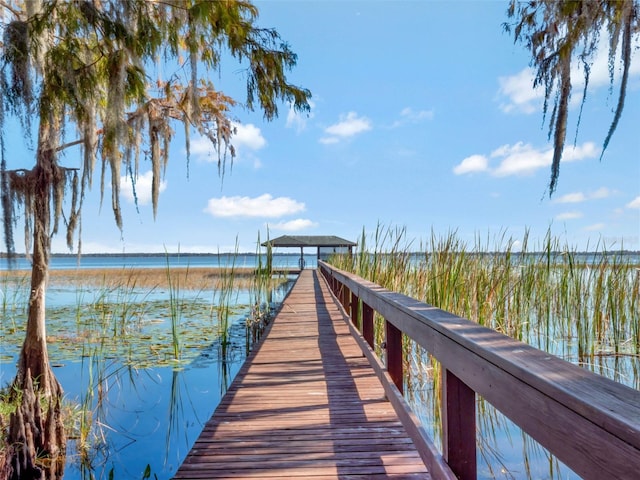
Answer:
(5, 1, 640, 254)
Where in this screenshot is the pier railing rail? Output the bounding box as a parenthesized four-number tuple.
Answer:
(318, 261, 640, 480)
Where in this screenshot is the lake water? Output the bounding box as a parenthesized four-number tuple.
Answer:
(0, 255, 299, 479)
(3, 251, 637, 271)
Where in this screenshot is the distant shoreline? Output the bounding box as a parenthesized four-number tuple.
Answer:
(0, 252, 294, 258)
(0, 266, 291, 288)
(2, 250, 639, 258)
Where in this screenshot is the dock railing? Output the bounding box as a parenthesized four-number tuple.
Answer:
(318, 261, 640, 480)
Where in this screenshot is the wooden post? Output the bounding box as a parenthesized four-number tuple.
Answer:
(362, 302, 374, 349)
(442, 369, 476, 480)
(350, 292, 360, 330)
(339, 283, 347, 310)
(385, 320, 403, 394)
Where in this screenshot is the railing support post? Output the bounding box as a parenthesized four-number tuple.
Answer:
(350, 292, 360, 330)
(362, 302, 374, 349)
(442, 369, 476, 480)
(340, 283, 348, 310)
(385, 320, 403, 394)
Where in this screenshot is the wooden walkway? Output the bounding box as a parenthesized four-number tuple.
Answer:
(173, 269, 431, 479)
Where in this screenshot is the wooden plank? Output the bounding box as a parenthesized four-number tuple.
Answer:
(173, 270, 431, 479)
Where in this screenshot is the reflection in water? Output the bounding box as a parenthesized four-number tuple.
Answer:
(0, 274, 294, 480)
(64, 324, 250, 479)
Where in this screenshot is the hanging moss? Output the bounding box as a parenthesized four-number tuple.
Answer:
(505, 0, 638, 195)
(0, 2, 311, 474)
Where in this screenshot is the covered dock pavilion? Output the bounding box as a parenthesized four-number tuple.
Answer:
(262, 235, 356, 270)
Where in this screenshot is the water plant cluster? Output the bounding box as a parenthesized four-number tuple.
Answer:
(332, 227, 639, 379)
(0, 261, 292, 478)
(1, 265, 288, 368)
(329, 226, 639, 478)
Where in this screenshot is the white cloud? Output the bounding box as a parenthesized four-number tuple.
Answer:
(591, 187, 612, 199)
(491, 142, 551, 177)
(495, 142, 597, 176)
(554, 192, 587, 204)
(190, 123, 266, 165)
(497, 67, 543, 114)
(454, 141, 598, 178)
(269, 219, 318, 231)
(561, 142, 599, 162)
(120, 170, 166, 205)
(318, 136, 340, 145)
(627, 196, 640, 209)
(405, 107, 433, 122)
(390, 107, 434, 128)
(320, 111, 371, 144)
(453, 154, 489, 175)
(232, 122, 267, 151)
(400, 107, 434, 121)
(584, 223, 606, 231)
(286, 100, 315, 133)
(204, 194, 305, 218)
(554, 187, 612, 204)
(189, 136, 216, 161)
(556, 211, 583, 221)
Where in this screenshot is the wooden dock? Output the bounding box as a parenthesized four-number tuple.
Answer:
(173, 269, 431, 479)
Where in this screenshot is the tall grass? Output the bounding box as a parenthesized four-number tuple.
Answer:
(330, 226, 640, 477)
(246, 231, 277, 345)
(333, 226, 639, 368)
(0, 272, 28, 336)
(1, 247, 298, 479)
(330, 225, 639, 477)
(215, 240, 240, 361)
(165, 250, 185, 361)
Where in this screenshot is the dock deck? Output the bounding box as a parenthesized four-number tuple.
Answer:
(173, 269, 431, 479)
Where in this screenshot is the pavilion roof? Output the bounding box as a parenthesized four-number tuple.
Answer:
(261, 235, 356, 248)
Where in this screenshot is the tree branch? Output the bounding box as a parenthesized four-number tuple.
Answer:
(0, 0, 24, 20)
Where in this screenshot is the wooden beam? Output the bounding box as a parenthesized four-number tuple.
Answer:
(442, 369, 476, 480)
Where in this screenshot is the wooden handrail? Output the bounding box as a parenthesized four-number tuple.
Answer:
(318, 261, 640, 480)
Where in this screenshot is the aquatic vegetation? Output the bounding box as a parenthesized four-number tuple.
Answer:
(215, 242, 240, 361)
(332, 226, 639, 370)
(0, 266, 282, 370)
(165, 252, 187, 362)
(329, 225, 639, 478)
(246, 231, 283, 343)
(0, 257, 293, 478)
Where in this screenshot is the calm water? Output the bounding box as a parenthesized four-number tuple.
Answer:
(2, 251, 638, 272)
(1, 255, 297, 479)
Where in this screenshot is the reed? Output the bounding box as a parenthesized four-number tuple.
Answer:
(333, 226, 639, 365)
(215, 240, 240, 360)
(165, 251, 184, 361)
(246, 231, 280, 344)
(0, 248, 299, 478)
(330, 225, 639, 477)
(0, 272, 28, 335)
